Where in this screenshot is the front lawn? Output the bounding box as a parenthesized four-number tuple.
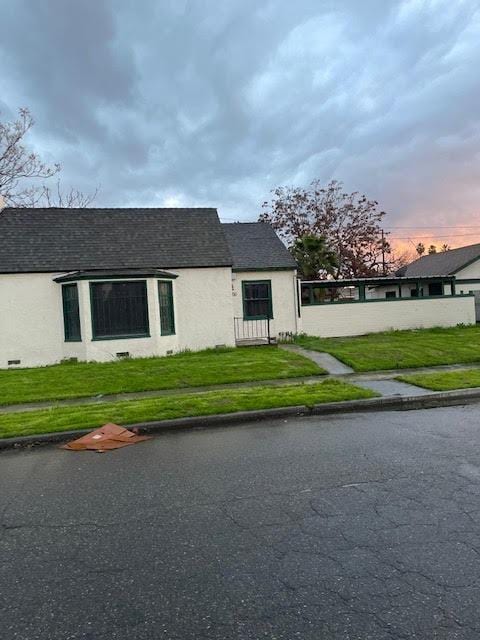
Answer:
(398, 369, 480, 391)
(0, 347, 324, 407)
(0, 380, 376, 439)
(295, 326, 480, 372)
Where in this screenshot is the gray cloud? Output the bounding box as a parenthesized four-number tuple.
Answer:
(1, 0, 479, 244)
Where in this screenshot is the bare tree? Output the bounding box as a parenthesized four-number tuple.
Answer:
(0, 108, 59, 205)
(0, 107, 98, 208)
(260, 180, 397, 278)
(36, 180, 99, 208)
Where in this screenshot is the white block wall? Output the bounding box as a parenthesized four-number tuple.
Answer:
(301, 296, 476, 338)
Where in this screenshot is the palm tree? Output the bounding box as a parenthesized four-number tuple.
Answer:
(291, 235, 338, 279)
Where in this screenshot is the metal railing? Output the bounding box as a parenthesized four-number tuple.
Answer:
(234, 316, 272, 344)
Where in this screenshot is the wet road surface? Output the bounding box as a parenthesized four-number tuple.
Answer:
(2, 406, 480, 639)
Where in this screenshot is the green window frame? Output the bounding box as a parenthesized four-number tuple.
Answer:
(158, 280, 175, 336)
(242, 280, 273, 320)
(62, 283, 81, 342)
(90, 280, 150, 340)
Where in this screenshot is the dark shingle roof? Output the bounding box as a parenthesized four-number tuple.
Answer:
(222, 222, 297, 271)
(396, 242, 480, 277)
(0, 207, 232, 272)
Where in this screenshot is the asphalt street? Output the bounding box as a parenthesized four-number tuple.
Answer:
(2, 406, 480, 639)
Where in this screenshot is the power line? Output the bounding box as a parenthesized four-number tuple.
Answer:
(386, 225, 480, 230)
(388, 234, 480, 241)
(390, 233, 480, 240)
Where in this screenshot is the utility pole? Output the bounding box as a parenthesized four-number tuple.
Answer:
(381, 230, 386, 276)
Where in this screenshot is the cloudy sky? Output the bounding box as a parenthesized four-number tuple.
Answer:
(1, 0, 480, 249)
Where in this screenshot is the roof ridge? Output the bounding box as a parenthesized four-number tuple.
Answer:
(3, 206, 218, 212)
(417, 241, 480, 258)
(221, 221, 263, 226)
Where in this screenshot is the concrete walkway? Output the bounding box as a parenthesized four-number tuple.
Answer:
(280, 344, 354, 375)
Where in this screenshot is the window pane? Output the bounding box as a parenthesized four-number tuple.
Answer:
(245, 299, 270, 318)
(91, 281, 149, 338)
(62, 284, 81, 341)
(158, 281, 175, 336)
(312, 286, 326, 303)
(301, 285, 311, 304)
(428, 282, 443, 296)
(243, 281, 272, 319)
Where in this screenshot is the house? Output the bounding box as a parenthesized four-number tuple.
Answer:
(396, 242, 480, 321)
(0, 207, 298, 368)
(0, 206, 476, 369)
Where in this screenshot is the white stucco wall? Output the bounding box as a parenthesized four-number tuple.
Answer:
(0, 273, 66, 368)
(455, 260, 480, 303)
(301, 296, 476, 338)
(231, 270, 299, 337)
(173, 267, 235, 351)
(455, 259, 480, 281)
(0, 267, 235, 369)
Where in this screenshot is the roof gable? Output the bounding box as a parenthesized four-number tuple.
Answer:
(0, 207, 232, 272)
(222, 222, 297, 271)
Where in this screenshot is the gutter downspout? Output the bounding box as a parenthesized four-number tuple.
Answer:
(294, 272, 300, 334)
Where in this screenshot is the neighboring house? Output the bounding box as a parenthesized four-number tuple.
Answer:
(397, 242, 480, 321)
(0, 207, 297, 368)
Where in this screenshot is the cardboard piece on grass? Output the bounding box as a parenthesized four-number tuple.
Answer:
(61, 423, 151, 452)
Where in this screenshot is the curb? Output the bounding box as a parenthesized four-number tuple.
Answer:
(2, 388, 480, 451)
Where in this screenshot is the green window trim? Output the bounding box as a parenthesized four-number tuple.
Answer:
(300, 293, 471, 306)
(89, 280, 150, 341)
(242, 280, 273, 320)
(62, 283, 82, 342)
(158, 280, 176, 336)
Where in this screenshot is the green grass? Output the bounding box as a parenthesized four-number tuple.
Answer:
(0, 380, 376, 439)
(398, 368, 480, 391)
(295, 325, 480, 372)
(0, 347, 324, 407)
